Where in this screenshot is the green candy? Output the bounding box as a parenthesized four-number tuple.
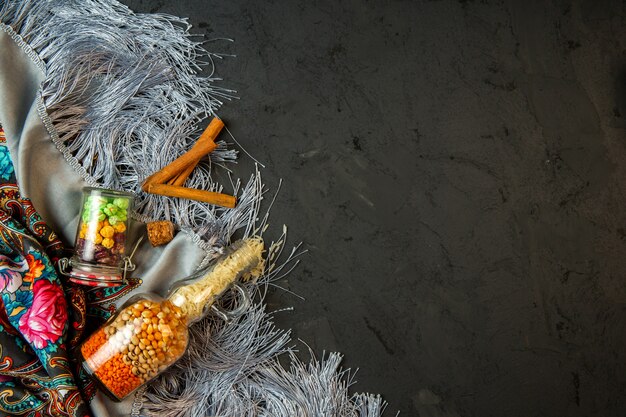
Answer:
(97, 211, 106, 221)
(113, 197, 129, 210)
(83, 207, 96, 217)
(108, 215, 120, 226)
(103, 203, 118, 216)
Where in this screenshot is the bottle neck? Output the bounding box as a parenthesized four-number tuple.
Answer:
(165, 238, 265, 324)
(168, 272, 227, 324)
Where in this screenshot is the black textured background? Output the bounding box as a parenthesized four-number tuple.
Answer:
(123, 1, 626, 416)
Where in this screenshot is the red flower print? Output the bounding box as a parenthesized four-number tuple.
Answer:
(18, 279, 67, 349)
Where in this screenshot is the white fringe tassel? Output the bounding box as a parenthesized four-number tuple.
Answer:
(0, 1, 391, 415)
(0, 0, 248, 247)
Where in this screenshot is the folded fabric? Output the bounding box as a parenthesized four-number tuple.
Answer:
(0, 127, 90, 416)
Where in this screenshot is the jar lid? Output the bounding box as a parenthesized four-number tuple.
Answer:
(82, 186, 135, 198)
(67, 258, 125, 287)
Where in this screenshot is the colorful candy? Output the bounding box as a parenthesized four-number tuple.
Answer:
(69, 188, 134, 287)
(75, 192, 131, 266)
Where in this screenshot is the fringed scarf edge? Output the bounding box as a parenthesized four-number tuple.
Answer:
(0, 0, 258, 252)
(0, 1, 392, 416)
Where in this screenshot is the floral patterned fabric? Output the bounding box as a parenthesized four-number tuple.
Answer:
(0, 127, 92, 417)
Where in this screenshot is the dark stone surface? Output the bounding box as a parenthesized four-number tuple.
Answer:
(123, 1, 626, 416)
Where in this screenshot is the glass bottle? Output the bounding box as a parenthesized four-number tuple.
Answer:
(67, 187, 134, 287)
(77, 237, 264, 401)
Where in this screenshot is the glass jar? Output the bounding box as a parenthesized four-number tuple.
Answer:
(78, 237, 264, 401)
(68, 187, 134, 287)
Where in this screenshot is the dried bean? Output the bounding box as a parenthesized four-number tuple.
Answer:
(80, 299, 188, 400)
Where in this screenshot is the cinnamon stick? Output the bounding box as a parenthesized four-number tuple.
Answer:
(168, 163, 196, 186)
(142, 140, 215, 188)
(143, 183, 236, 209)
(144, 118, 224, 188)
(167, 118, 225, 186)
